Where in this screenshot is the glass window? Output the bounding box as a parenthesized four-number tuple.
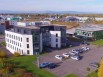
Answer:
(27, 50, 29, 54)
(56, 39, 58, 42)
(26, 38, 29, 42)
(56, 34, 58, 37)
(27, 44, 29, 48)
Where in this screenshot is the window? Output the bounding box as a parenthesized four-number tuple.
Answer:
(18, 29, 20, 32)
(27, 44, 29, 48)
(56, 44, 58, 48)
(56, 34, 58, 37)
(24, 30, 26, 34)
(26, 38, 29, 42)
(27, 50, 30, 54)
(21, 38, 22, 42)
(20, 43, 21, 47)
(56, 39, 58, 42)
(22, 50, 23, 54)
(14, 35, 15, 39)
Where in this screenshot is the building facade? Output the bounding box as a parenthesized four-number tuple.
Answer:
(5, 24, 66, 55)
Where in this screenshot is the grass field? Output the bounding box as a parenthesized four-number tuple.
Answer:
(86, 71, 98, 77)
(9, 56, 56, 77)
(91, 40, 103, 46)
(65, 74, 79, 77)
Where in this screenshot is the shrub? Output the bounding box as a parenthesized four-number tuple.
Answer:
(0, 51, 7, 58)
(86, 67, 90, 71)
(14, 52, 20, 57)
(16, 68, 26, 74)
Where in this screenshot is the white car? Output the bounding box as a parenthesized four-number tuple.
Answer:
(62, 53, 70, 58)
(71, 56, 81, 60)
(69, 51, 77, 55)
(55, 55, 63, 60)
(82, 47, 90, 51)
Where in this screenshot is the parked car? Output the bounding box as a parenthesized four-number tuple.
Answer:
(69, 51, 79, 56)
(76, 49, 83, 53)
(81, 47, 90, 51)
(71, 55, 81, 60)
(63, 53, 70, 58)
(48, 63, 58, 69)
(40, 62, 51, 68)
(55, 55, 63, 60)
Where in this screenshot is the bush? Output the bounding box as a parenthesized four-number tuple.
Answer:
(16, 68, 26, 74)
(0, 51, 7, 58)
(14, 52, 20, 57)
(0, 42, 6, 47)
(86, 67, 90, 71)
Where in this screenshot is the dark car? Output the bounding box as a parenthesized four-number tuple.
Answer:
(48, 63, 58, 69)
(40, 62, 51, 68)
(76, 49, 82, 53)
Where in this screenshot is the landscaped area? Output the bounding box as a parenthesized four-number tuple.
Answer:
(86, 71, 98, 77)
(9, 56, 56, 77)
(91, 39, 103, 46)
(65, 74, 79, 77)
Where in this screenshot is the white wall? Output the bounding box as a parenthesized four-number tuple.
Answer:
(50, 31, 61, 48)
(5, 30, 33, 55)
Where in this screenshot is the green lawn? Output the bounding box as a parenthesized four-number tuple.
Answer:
(86, 71, 98, 77)
(65, 74, 79, 77)
(9, 56, 56, 77)
(91, 40, 103, 46)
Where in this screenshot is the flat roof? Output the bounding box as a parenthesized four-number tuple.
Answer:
(15, 24, 66, 29)
(76, 24, 103, 31)
(15, 26, 40, 29)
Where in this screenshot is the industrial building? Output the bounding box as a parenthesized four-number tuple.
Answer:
(75, 25, 103, 40)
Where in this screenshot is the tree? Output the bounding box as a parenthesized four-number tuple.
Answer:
(98, 59, 103, 77)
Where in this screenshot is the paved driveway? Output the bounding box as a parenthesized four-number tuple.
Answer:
(40, 45, 103, 77)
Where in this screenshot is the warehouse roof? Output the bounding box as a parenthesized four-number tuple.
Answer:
(76, 24, 103, 31)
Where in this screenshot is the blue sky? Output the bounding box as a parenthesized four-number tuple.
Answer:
(0, 0, 103, 13)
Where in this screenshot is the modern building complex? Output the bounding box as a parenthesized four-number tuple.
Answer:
(75, 25, 103, 40)
(5, 24, 66, 55)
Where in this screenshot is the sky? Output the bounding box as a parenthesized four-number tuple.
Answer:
(0, 0, 103, 13)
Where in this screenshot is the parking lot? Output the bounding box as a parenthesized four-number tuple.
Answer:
(40, 45, 103, 77)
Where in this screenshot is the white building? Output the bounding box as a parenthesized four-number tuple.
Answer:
(5, 30, 33, 55)
(5, 24, 66, 55)
(50, 31, 61, 48)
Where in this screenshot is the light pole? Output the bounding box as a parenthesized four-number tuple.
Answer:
(36, 51, 40, 68)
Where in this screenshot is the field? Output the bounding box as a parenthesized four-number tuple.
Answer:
(86, 71, 98, 77)
(9, 56, 56, 77)
(65, 74, 79, 77)
(91, 39, 103, 46)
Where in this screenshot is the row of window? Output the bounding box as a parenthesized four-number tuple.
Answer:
(6, 38, 22, 47)
(7, 44, 30, 54)
(6, 34, 22, 42)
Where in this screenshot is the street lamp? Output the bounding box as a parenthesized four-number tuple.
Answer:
(36, 51, 40, 68)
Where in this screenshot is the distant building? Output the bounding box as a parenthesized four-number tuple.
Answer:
(17, 21, 51, 26)
(75, 24, 103, 40)
(5, 24, 66, 55)
(60, 16, 89, 23)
